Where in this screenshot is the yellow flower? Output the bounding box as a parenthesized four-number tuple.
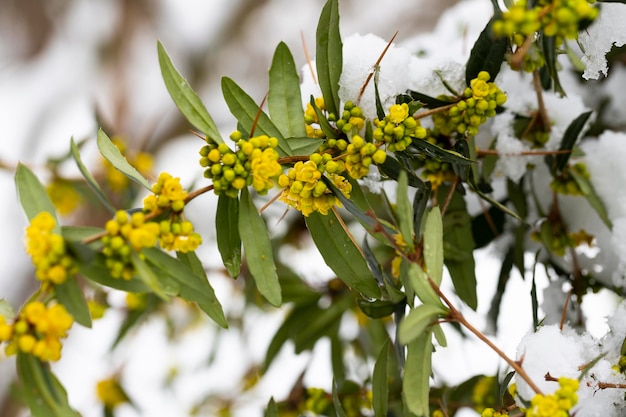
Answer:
(96, 378, 129, 409)
(250, 147, 282, 195)
(388, 103, 410, 124)
(46, 180, 82, 215)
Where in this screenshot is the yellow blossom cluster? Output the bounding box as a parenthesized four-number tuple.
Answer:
(305, 97, 327, 138)
(102, 211, 160, 280)
(344, 135, 387, 180)
(278, 156, 351, 217)
(143, 172, 188, 213)
(158, 218, 202, 253)
(25, 212, 77, 285)
(0, 301, 73, 362)
(481, 408, 508, 417)
(432, 71, 506, 137)
(96, 377, 129, 410)
(199, 133, 282, 198)
(46, 179, 82, 215)
(525, 377, 579, 417)
(373, 103, 428, 152)
(336, 101, 365, 134)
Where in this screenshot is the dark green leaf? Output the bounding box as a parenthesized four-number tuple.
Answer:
(570, 166, 612, 229)
(399, 303, 447, 345)
(216, 195, 242, 278)
(357, 299, 398, 319)
(287, 137, 325, 156)
(372, 341, 389, 417)
(221, 77, 292, 157)
(470, 183, 523, 220)
(379, 155, 425, 188)
(332, 379, 349, 417)
(157, 41, 223, 144)
(541, 34, 565, 95)
(306, 211, 381, 299)
(316, 0, 342, 118)
(330, 333, 345, 385)
(471, 203, 506, 249)
(239, 188, 282, 306)
(309, 96, 339, 139)
(269, 42, 307, 138)
(465, 17, 508, 85)
(403, 330, 433, 417)
(413, 181, 431, 238)
(556, 111, 592, 172)
(70, 138, 116, 213)
(143, 248, 228, 328)
(97, 129, 151, 190)
(15, 163, 60, 233)
(410, 138, 475, 165)
(374, 68, 386, 120)
(406, 90, 453, 109)
(487, 247, 514, 333)
(55, 278, 92, 328)
(17, 353, 82, 417)
(265, 398, 278, 417)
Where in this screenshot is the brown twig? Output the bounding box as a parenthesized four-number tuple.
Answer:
(301, 31, 317, 85)
(532, 69, 551, 133)
(332, 206, 365, 259)
(250, 91, 269, 138)
(357, 31, 399, 103)
(258, 190, 283, 215)
(559, 289, 573, 330)
(476, 149, 571, 156)
(439, 176, 458, 217)
(428, 276, 544, 395)
(414, 103, 457, 120)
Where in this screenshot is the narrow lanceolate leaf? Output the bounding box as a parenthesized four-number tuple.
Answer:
(17, 352, 82, 417)
(465, 16, 508, 85)
(410, 138, 474, 166)
(55, 278, 92, 328)
(403, 331, 433, 417)
(221, 77, 292, 157)
(269, 42, 306, 138)
(556, 111, 593, 172)
(97, 129, 151, 190)
(570, 167, 612, 229)
(315, 0, 342, 118)
(131, 252, 170, 300)
(264, 398, 278, 417)
(216, 195, 242, 278)
(309, 96, 339, 139)
(80, 255, 150, 293)
(143, 248, 228, 328)
(408, 262, 444, 308)
(287, 137, 325, 156)
(542, 34, 564, 95)
(396, 171, 415, 251)
(239, 188, 282, 306)
(15, 163, 60, 233)
(423, 207, 444, 285)
(332, 379, 349, 417)
(372, 341, 389, 417)
(70, 138, 115, 213)
(157, 41, 223, 144)
(306, 211, 381, 299)
(399, 304, 447, 345)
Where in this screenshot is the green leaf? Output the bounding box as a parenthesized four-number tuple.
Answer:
(61, 226, 105, 242)
(293, 297, 351, 353)
(309, 96, 339, 139)
(372, 341, 389, 417)
(406, 90, 452, 109)
(306, 211, 381, 299)
(332, 379, 349, 417)
(239, 188, 282, 306)
(216, 195, 242, 278)
(70, 138, 115, 213)
(570, 167, 612, 229)
(470, 183, 522, 221)
(0, 299, 15, 319)
(79, 255, 150, 292)
(555, 111, 592, 172)
(423, 207, 444, 285)
(264, 398, 278, 417)
(316, 0, 342, 118)
(221, 77, 292, 157)
(399, 303, 447, 345)
(287, 137, 325, 156)
(413, 182, 431, 238)
(410, 138, 475, 166)
(269, 42, 307, 138)
(465, 16, 508, 85)
(542, 34, 565, 95)
(408, 263, 444, 308)
(157, 41, 223, 144)
(374, 67, 386, 120)
(396, 171, 415, 251)
(357, 299, 398, 319)
(143, 248, 228, 328)
(17, 352, 82, 417)
(15, 163, 60, 233)
(131, 252, 171, 300)
(97, 129, 151, 190)
(379, 155, 425, 188)
(403, 330, 433, 417)
(55, 278, 92, 328)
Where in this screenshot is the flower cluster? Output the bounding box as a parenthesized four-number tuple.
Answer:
(143, 172, 188, 213)
(480, 408, 508, 417)
(432, 71, 507, 137)
(549, 163, 589, 196)
(0, 301, 73, 362)
(305, 97, 327, 138)
(158, 218, 202, 253)
(336, 101, 365, 134)
(278, 154, 351, 217)
(344, 135, 387, 179)
(493, 0, 598, 41)
(421, 158, 456, 190)
(102, 211, 160, 280)
(472, 376, 498, 413)
(199, 133, 282, 198)
(525, 377, 579, 417)
(25, 212, 77, 285)
(373, 103, 427, 152)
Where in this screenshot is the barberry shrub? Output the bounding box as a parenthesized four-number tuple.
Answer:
(3, 0, 626, 416)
